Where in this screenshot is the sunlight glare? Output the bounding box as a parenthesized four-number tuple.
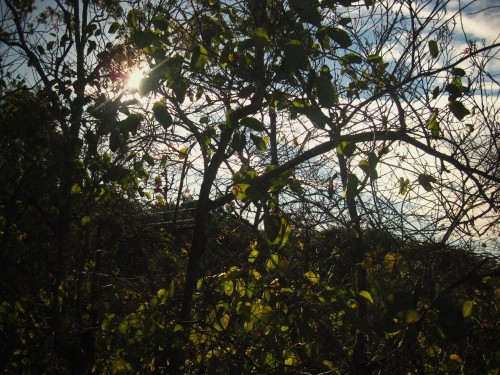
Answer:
(126, 68, 146, 91)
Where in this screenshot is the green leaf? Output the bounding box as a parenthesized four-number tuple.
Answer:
(70, 183, 82, 194)
(108, 21, 120, 34)
(339, 17, 352, 26)
(241, 117, 265, 132)
(367, 54, 383, 64)
(315, 76, 337, 107)
(266, 253, 279, 271)
(81, 216, 91, 225)
(252, 27, 269, 47)
(451, 67, 466, 77)
(264, 214, 281, 244)
(121, 113, 142, 135)
(329, 28, 352, 48)
(178, 147, 188, 159)
(418, 174, 437, 192)
(428, 39, 439, 59)
(109, 129, 121, 152)
(336, 141, 356, 157)
(190, 44, 208, 71)
(399, 177, 410, 195)
(46, 41, 55, 50)
(283, 40, 309, 73)
(462, 300, 473, 318)
(343, 173, 358, 201)
(131, 30, 156, 49)
(427, 109, 440, 138)
(304, 271, 320, 284)
(291, 0, 322, 26)
(250, 134, 267, 152)
(153, 102, 173, 129)
(432, 86, 440, 100)
(340, 53, 363, 65)
(223, 280, 234, 296)
(248, 248, 259, 263)
(127, 10, 137, 30)
(157, 288, 167, 303)
(152, 15, 169, 30)
(448, 101, 471, 121)
(359, 290, 374, 304)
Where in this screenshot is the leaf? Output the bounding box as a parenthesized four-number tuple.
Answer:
(70, 183, 82, 194)
(359, 290, 374, 304)
(397, 309, 419, 324)
(153, 102, 173, 129)
(157, 288, 167, 303)
(108, 21, 120, 34)
(121, 113, 142, 135)
(304, 271, 319, 284)
(399, 177, 410, 195)
(418, 174, 437, 192)
(343, 173, 358, 201)
(109, 129, 121, 152)
(336, 141, 356, 157)
(266, 253, 279, 271)
(428, 39, 439, 59)
(131, 30, 156, 49)
(241, 117, 265, 132)
(264, 215, 281, 243)
(283, 40, 309, 73)
(46, 41, 55, 50)
(178, 146, 188, 159)
(127, 10, 137, 30)
(340, 53, 363, 65)
(252, 27, 269, 47)
(462, 300, 473, 318)
(451, 67, 466, 77)
(427, 109, 440, 138)
(329, 28, 352, 48)
(250, 134, 267, 152)
(384, 252, 396, 272)
(291, 0, 322, 26)
(315, 76, 337, 107)
(432, 86, 440, 99)
(223, 280, 234, 296)
(152, 15, 169, 30)
(448, 101, 471, 121)
(367, 54, 383, 64)
(248, 248, 259, 263)
(190, 44, 208, 71)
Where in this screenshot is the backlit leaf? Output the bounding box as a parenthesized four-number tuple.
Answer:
(418, 174, 437, 192)
(359, 290, 374, 304)
(448, 101, 471, 121)
(241, 117, 265, 132)
(304, 271, 319, 284)
(462, 300, 473, 318)
(428, 39, 439, 58)
(153, 102, 173, 129)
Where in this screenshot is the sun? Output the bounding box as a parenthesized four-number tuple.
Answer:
(126, 68, 146, 91)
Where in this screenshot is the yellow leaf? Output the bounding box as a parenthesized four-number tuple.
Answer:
(384, 252, 396, 272)
(304, 271, 319, 284)
(462, 300, 474, 318)
(359, 290, 374, 304)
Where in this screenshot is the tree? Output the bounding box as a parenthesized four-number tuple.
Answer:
(1, 0, 499, 373)
(121, 0, 499, 371)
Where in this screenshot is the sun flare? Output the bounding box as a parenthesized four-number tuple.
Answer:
(126, 69, 146, 91)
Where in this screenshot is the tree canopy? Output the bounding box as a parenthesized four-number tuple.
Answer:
(0, 0, 499, 373)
